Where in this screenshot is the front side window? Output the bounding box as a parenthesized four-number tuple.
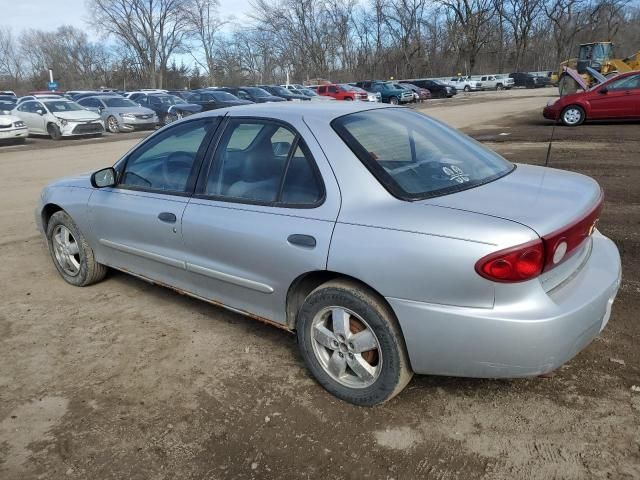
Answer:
(607, 74, 640, 91)
(119, 118, 216, 192)
(43, 101, 84, 112)
(205, 120, 323, 205)
(332, 109, 514, 200)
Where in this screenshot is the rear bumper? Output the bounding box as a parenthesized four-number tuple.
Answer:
(388, 231, 621, 378)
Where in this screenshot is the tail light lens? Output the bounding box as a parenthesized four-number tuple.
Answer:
(475, 240, 545, 282)
(476, 192, 603, 283)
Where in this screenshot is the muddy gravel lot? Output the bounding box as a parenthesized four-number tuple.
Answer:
(1, 90, 639, 480)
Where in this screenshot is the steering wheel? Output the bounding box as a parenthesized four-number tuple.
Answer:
(162, 151, 194, 190)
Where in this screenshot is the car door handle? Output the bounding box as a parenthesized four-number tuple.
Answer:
(158, 212, 177, 223)
(288, 234, 316, 248)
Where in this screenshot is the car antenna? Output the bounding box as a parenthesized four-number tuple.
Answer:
(544, 72, 565, 167)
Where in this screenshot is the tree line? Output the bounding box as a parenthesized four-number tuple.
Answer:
(1, 0, 639, 93)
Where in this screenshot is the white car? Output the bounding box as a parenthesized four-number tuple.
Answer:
(447, 76, 483, 92)
(12, 98, 104, 140)
(0, 114, 28, 143)
(478, 75, 515, 90)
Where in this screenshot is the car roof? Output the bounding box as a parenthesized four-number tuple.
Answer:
(191, 101, 391, 122)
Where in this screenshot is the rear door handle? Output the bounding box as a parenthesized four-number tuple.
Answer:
(288, 234, 316, 248)
(158, 212, 177, 223)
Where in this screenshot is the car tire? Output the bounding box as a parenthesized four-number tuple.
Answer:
(345, 96, 353, 101)
(464, 85, 471, 92)
(47, 123, 62, 140)
(496, 84, 503, 91)
(46, 210, 108, 287)
(296, 279, 413, 406)
(389, 96, 399, 105)
(106, 115, 119, 133)
(560, 105, 585, 126)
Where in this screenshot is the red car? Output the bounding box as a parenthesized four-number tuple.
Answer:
(543, 70, 640, 126)
(316, 83, 367, 101)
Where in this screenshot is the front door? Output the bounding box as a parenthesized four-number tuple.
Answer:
(88, 117, 220, 285)
(17, 101, 46, 134)
(590, 74, 640, 119)
(181, 117, 341, 324)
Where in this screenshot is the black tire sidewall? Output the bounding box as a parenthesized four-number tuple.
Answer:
(46, 211, 91, 286)
(47, 123, 62, 140)
(297, 286, 407, 406)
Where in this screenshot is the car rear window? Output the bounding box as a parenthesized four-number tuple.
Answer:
(331, 108, 514, 200)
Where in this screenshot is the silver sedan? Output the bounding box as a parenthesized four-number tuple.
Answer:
(77, 95, 158, 133)
(36, 103, 621, 405)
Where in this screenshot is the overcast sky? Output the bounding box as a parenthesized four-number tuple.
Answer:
(5, 0, 251, 35)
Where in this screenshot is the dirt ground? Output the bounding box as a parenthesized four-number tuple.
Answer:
(1, 89, 639, 480)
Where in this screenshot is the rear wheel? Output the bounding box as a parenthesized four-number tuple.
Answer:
(47, 123, 62, 140)
(297, 279, 413, 406)
(106, 115, 119, 133)
(560, 105, 585, 126)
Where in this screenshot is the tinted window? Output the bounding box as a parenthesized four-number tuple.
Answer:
(103, 97, 138, 108)
(607, 74, 640, 90)
(332, 109, 513, 200)
(120, 119, 216, 192)
(205, 120, 322, 205)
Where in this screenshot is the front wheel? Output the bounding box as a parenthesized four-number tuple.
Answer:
(106, 115, 119, 133)
(46, 211, 108, 286)
(496, 84, 503, 91)
(463, 85, 471, 92)
(560, 105, 585, 126)
(47, 123, 62, 140)
(297, 280, 413, 406)
(389, 96, 399, 105)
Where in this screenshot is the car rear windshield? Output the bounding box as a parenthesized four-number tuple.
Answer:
(331, 108, 514, 200)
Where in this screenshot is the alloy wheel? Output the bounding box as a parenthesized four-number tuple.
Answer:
(52, 225, 81, 276)
(563, 107, 582, 125)
(310, 306, 382, 388)
(107, 116, 119, 133)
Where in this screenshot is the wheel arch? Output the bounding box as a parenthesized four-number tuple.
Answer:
(41, 203, 64, 230)
(285, 270, 400, 332)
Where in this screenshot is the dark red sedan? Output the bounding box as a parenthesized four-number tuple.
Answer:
(543, 70, 640, 126)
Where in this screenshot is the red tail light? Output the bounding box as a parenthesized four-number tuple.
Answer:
(476, 240, 544, 282)
(476, 192, 604, 283)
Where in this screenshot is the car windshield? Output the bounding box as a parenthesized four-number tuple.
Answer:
(244, 87, 270, 97)
(332, 109, 514, 200)
(210, 91, 238, 101)
(300, 88, 317, 96)
(103, 97, 138, 108)
(338, 84, 357, 91)
(152, 95, 185, 105)
(0, 100, 16, 111)
(44, 101, 84, 112)
(270, 86, 290, 95)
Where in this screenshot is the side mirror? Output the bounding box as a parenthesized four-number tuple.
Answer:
(91, 167, 116, 188)
(36, 109, 45, 115)
(599, 87, 608, 94)
(87, 107, 101, 113)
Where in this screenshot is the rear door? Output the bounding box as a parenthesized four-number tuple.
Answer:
(180, 116, 341, 324)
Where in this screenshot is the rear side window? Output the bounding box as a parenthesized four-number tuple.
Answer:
(204, 120, 324, 206)
(332, 109, 514, 200)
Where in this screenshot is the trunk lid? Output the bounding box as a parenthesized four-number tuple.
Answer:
(421, 164, 602, 238)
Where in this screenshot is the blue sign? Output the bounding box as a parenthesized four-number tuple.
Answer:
(47, 81, 59, 91)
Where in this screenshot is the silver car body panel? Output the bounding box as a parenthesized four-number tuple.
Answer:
(37, 102, 621, 379)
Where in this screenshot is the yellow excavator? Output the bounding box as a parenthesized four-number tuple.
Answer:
(553, 42, 640, 95)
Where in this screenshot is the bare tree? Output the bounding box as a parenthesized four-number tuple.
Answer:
(438, 0, 497, 73)
(501, 0, 543, 71)
(88, 0, 192, 88)
(0, 27, 25, 89)
(186, 0, 226, 85)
